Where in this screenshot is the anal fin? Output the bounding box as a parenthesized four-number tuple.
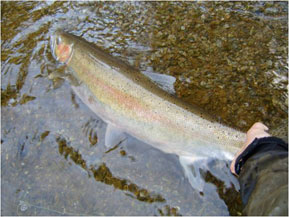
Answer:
(105, 124, 126, 149)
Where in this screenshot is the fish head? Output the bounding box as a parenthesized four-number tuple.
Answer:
(51, 30, 75, 64)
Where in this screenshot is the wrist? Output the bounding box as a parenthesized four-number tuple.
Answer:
(234, 136, 288, 175)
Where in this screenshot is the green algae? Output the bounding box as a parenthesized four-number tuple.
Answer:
(203, 170, 243, 216)
(56, 135, 166, 204)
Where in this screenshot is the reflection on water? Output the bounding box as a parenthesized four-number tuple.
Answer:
(202, 166, 242, 216)
(82, 118, 101, 146)
(1, 1, 288, 215)
(56, 135, 166, 204)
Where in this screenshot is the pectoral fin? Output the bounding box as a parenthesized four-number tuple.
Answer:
(105, 124, 126, 149)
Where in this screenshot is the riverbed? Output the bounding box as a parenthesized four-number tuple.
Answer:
(1, 1, 287, 215)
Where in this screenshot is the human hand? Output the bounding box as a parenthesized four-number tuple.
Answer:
(230, 122, 271, 176)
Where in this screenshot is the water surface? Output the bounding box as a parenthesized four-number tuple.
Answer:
(1, 1, 287, 215)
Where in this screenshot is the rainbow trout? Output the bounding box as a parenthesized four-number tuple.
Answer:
(51, 30, 246, 190)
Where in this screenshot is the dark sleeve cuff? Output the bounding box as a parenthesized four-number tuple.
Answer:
(234, 136, 288, 175)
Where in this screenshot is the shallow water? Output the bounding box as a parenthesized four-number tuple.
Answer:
(1, 1, 287, 216)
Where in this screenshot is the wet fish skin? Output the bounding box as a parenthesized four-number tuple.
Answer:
(52, 30, 246, 190)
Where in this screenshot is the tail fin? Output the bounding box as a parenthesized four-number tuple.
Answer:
(179, 155, 208, 192)
(179, 154, 239, 192)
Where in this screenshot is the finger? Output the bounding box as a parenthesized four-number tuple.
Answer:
(230, 159, 238, 176)
(231, 122, 270, 176)
(251, 122, 269, 131)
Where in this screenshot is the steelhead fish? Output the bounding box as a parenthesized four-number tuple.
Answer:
(51, 30, 246, 191)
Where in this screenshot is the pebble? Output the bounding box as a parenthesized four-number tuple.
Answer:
(19, 201, 28, 212)
(265, 7, 279, 14)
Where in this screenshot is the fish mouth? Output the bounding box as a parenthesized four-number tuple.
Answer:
(50, 30, 73, 64)
(50, 33, 60, 60)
